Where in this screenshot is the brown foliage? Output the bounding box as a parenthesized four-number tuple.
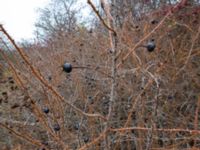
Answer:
(0, 0, 200, 149)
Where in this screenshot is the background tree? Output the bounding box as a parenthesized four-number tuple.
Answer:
(35, 0, 79, 43)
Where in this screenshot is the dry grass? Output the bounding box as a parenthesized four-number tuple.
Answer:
(0, 1, 200, 149)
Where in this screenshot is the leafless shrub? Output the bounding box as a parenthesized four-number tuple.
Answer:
(0, 0, 200, 149)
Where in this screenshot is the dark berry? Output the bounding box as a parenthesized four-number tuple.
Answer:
(9, 80, 14, 84)
(42, 141, 48, 146)
(89, 29, 93, 33)
(43, 107, 49, 114)
(2, 92, 7, 96)
(48, 76, 52, 81)
(151, 19, 158, 24)
(88, 96, 93, 104)
(63, 63, 72, 73)
(167, 95, 173, 100)
(53, 123, 60, 131)
(192, 95, 197, 99)
(83, 136, 89, 143)
(74, 123, 79, 130)
(8, 77, 13, 80)
(88, 96, 92, 100)
(146, 39, 156, 52)
(11, 103, 20, 109)
(109, 48, 113, 53)
(10, 86, 15, 91)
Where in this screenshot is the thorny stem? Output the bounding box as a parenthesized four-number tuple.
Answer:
(117, 0, 188, 68)
(114, 63, 165, 149)
(0, 123, 47, 148)
(87, 0, 117, 35)
(110, 127, 200, 135)
(79, 129, 107, 150)
(117, 13, 171, 68)
(145, 89, 159, 150)
(0, 48, 67, 148)
(78, 126, 200, 150)
(88, 0, 118, 149)
(193, 96, 200, 146)
(105, 33, 117, 149)
(97, 0, 118, 149)
(175, 25, 200, 77)
(0, 25, 107, 121)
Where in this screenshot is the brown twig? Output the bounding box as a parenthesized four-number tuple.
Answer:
(175, 25, 200, 77)
(0, 123, 47, 149)
(97, 1, 118, 149)
(79, 129, 107, 150)
(110, 127, 200, 135)
(193, 96, 200, 146)
(0, 48, 67, 148)
(116, 10, 172, 68)
(0, 25, 107, 121)
(87, 0, 116, 35)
